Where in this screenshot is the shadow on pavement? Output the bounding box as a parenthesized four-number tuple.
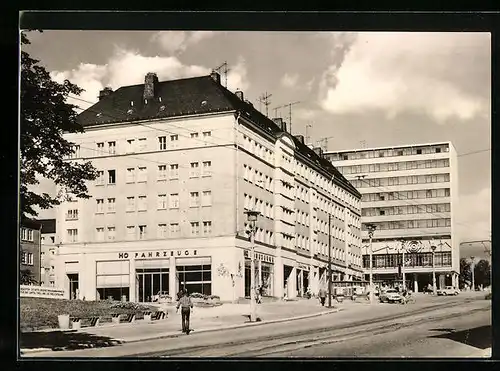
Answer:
(20, 330, 123, 351)
(429, 325, 491, 350)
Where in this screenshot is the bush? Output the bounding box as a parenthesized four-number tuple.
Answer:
(208, 295, 221, 300)
(189, 292, 207, 299)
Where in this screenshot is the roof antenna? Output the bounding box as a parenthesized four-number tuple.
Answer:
(213, 61, 230, 88)
(258, 92, 272, 117)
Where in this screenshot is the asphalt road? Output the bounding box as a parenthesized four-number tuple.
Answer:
(28, 294, 491, 358)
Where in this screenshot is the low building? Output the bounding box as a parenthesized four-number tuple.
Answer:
(55, 72, 362, 302)
(20, 220, 42, 285)
(38, 219, 57, 287)
(325, 142, 460, 292)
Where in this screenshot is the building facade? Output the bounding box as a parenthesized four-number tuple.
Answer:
(325, 142, 459, 292)
(38, 219, 57, 287)
(20, 220, 42, 285)
(54, 72, 362, 302)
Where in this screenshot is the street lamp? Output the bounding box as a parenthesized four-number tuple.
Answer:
(245, 210, 260, 322)
(366, 223, 377, 305)
(470, 256, 475, 292)
(431, 245, 437, 295)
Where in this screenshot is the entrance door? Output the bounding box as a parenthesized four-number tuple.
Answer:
(67, 273, 79, 300)
(135, 269, 169, 302)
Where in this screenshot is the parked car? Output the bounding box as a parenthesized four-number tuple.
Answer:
(437, 286, 459, 296)
(152, 291, 171, 303)
(379, 289, 403, 303)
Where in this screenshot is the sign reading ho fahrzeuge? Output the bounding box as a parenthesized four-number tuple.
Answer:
(118, 250, 198, 260)
(20, 285, 66, 299)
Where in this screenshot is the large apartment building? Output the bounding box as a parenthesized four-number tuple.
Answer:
(38, 219, 57, 287)
(54, 72, 362, 302)
(325, 142, 459, 292)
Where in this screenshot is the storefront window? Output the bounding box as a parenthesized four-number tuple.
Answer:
(176, 257, 212, 296)
(135, 259, 170, 302)
(96, 260, 130, 301)
(261, 262, 274, 296)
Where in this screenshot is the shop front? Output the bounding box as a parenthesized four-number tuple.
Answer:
(296, 264, 310, 297)
(244, 250, 275, 297)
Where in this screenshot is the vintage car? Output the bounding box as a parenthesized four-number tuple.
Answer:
(437, 286, 459, 296)
(379, 289, 403, 303)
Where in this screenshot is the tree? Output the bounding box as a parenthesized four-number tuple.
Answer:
(20, 269, 37, 285)
(459, 258, 471, 289)
(20, 31, 97, 220)
(474, 259, 491, 288)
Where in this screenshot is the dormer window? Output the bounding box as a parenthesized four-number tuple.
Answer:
(159, 96, 162, 102)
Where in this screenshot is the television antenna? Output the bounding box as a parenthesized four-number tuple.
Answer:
(213, 61, 230, 88)
(258, 92, 273, 117)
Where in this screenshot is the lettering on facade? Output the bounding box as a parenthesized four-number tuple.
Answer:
(118, 250, 198, 260)
(244, 250, 274, 264)
(20, 285, 66, 299)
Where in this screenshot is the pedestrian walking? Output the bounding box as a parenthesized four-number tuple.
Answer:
(176, 290, 193, 334)
(257, 285, 264, 304)
(318, 287, 327, 306)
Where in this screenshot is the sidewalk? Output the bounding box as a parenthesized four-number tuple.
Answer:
(20, 299, 339, 353)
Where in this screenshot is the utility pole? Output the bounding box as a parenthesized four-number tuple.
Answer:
(328, 214, 332, 308)
(366, 224, 377, 304)
(244, 210, 260, 322)
(470, 256, 476, 291)
(258, 92, 272, 117)
(213, 61, 230, 88)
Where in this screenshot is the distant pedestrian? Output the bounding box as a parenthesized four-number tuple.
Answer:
(318, 287, 327, 306)
(176, 290, 193, 334)
(177, 288, 185, 301)
(257, 285, 264, 304)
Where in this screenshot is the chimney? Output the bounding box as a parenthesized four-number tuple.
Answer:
(295, 135, 305, 144)
(313, 147, 324, 158)
(210, 71, 221, 84)
(98, 87, 113, 101)
(235, 90, 244, 101)
(272, 118, 287, 132)
(144, 72, 159, 100)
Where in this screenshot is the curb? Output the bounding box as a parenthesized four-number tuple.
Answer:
(121, 307, 342, 344)
(20, 307, 341, 354)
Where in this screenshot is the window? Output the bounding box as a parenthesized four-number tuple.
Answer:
(97, 142, 104, 155)
(138, 196, 147, 211)
(126, 226, 136, 240)
(138, 138, 147, 151)
(202, 191, 212, 206)
(107, 227, 116, 241)
(96, 171, 105, 186)
(158, 136, 167, 150)
(170, 193, 179, 208)
(158, 165, 167, 180)
(126, 197, 135, 212)
(190, 162, 200, 177)
(96, 227, 104, 241)
(170, 134, 179, 147)
(137, 167, 147, 182)
(190, 132, 199, 138)
(170, 223, 180, 236)
(126, 168, 136, 183)
(20, 228, 34, 242)
(190, 192, 200, 207)
(190, 222, 200, 236)
(66, 209, 78, 220)
(138, 225, 147, 240)
(70, 145, 80, 158)
(96, 199, 104, 213)
(158, 194, 167, 210)
(436, 147, 442, 153)
(126, 139, 135, 153)
(203, 221, 212, 235)
(21, 251, 34, 266)
(67, 229, 78, 243)
(203, 131, 211, 137)
(108, 141, 116, 154)
(158, 224, 167, 238)
(416, 149, 422, 154)
(108, 170, 116, 185)
(170, 164, 179, 179)
(202, 161, 212, 177)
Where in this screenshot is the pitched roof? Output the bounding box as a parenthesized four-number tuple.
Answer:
(77, 74, 359, 198)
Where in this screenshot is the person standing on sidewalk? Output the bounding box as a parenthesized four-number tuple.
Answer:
(176, 290, 193, 334)
(318, 287, 327, 306)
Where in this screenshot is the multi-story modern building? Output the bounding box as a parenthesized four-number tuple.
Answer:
(325, 142, 459, 292)
(20, 220, 42, 285)
(38, 219, 57, 287)
(54, 71, 362, 302)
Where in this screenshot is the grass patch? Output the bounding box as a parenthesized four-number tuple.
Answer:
(20, 297, 156, 332)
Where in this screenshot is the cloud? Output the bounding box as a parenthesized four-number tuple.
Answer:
(295, 108, 317, 121)
(281, 73, 299, 88)
(150, 31, 217, 54)
(51, 48, 211, 109)
(456, 187, 491, 242)
(226, 56, 250, 92)
(319, 32, 490, 123)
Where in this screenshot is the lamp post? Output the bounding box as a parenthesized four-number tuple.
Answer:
(470, 256, 475, 292)
(245, 210, 260, 322)
(328, 214, 332, 308)
(431, 245, 437, 295)
(366, 223, 377, 304)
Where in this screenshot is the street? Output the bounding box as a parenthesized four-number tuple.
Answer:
(29, 293, 491, 358)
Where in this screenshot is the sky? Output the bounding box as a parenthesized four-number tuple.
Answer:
(22, 31, 491, 243)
